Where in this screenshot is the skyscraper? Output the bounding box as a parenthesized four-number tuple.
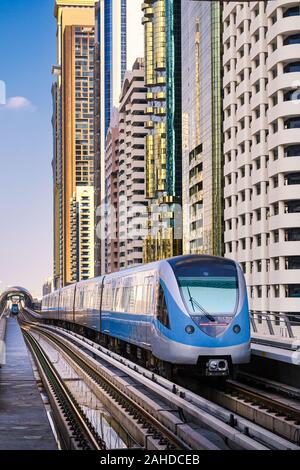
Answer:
(94, 0, 144, 276)
(223, 1, 300, 318)
(104, 108, 120, 274)
(181, 0, 223, 256)
(142, 0, 183, 263)
(52, 81, 60, 289)
(104, 59, 148, 273)
(53, 0, 97, 286)
(118, 58, 148, 270)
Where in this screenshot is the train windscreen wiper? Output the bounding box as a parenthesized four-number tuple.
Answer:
(186, 286, 216, 322)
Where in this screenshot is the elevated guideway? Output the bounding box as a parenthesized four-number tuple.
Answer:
(244, 312, 300, 388)
(251, 311, 300, 363)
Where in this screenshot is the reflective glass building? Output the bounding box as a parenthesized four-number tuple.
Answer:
(181, 0, 223, 257)
(94, 0, 144, 275)
(142, 0, 183, 263)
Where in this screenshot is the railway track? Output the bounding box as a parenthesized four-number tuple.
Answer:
(225, 380, 300, 424)
(32, 329, 191, 450)
(20, 319, 299, 450)
(201, 378, 300, 446)
(237, 371, 300, 400)
(23, 329, 106, 450)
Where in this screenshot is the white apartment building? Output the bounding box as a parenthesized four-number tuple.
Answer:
(118, 58, 148, 269)
(105, 109, 120, 274)
(71, 187, 95, 281)
(223, 1, 300, 318)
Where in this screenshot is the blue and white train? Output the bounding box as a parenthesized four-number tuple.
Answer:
(42, 255, 251, 377)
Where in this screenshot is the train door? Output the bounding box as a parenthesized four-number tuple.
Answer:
(101, 279, 112, 336)
(144, 275, 155, 347)
(57, 290, 61, 321)
(98, 277, 105, 334)
(72, 284, 77, 324)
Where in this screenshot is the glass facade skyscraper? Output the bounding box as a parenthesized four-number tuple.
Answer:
(53, 0, 97, 287)
(142, 0, 183, 263)
(181, 0, 223, 257)
(102, 0, 127, 135)
(94, 0, 144, 276)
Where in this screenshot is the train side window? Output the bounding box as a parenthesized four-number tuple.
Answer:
(102, 282, 112, 310)
(144, 276, 154, 315)
(157, 284, 170, 329)
(135, 285, 144, 314)
(128, 285, 136, 313)
(113, 286, 122, 312)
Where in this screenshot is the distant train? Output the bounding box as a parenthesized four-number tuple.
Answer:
(42, 255, 251, 377)
(11, 304, 19, 315)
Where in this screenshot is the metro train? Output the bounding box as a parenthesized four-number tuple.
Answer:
(11, 303, 19, 315)
(42, 255, 251, 377)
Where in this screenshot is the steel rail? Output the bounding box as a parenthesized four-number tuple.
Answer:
(225, 380, 300, 423)
(23, 328, 106, 450)
(20, 316, 299, 450)
(237, 371, 300, 400)
(30, 325, 191, 451)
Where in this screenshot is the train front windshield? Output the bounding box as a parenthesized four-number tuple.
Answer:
(173, 259, 239, 336)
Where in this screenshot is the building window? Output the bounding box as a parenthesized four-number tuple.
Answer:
(286, 285, 300, 298)
(285, 200, 300, 213)
(256, 235, 261, 247)
(272, 94, 278, 106)
(256, 209, 261, 221)
(273, 202, 279, 215)
(285, 172, 300, 185)
(257, 260, 262, 272)
(285, 256, 300, 270)
(257, 286, 262, 298)
(283, 34, 300, 46)
(283, 6, 300, 17)
(272, 148, 278, 160)
(284, 89, 300, 101)
(284, 62, 300, 73)
(285, 228, 300, 241)
(284, 117, 300, 129)
(285, 145, 300, 157)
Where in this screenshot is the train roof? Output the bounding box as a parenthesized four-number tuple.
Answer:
(44, 254, 238, 298)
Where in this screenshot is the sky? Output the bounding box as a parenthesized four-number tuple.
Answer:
(0, 0, 56, 298)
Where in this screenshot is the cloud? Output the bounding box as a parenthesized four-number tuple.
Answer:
(5, 96, 35, 111)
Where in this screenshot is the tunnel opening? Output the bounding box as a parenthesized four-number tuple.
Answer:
(0, 287, 33, 313)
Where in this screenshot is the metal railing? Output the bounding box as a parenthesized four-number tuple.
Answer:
(250, 311, 300, 340)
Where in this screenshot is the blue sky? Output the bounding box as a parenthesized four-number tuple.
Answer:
(0, 0, 56, 297)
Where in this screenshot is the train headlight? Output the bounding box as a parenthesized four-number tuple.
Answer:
(185, 325, 195, 334)
(208, 360, 218, 370)
(233, 324, 241, 334)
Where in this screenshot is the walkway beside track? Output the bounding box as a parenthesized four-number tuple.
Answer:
(0, 316, 57, 450)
